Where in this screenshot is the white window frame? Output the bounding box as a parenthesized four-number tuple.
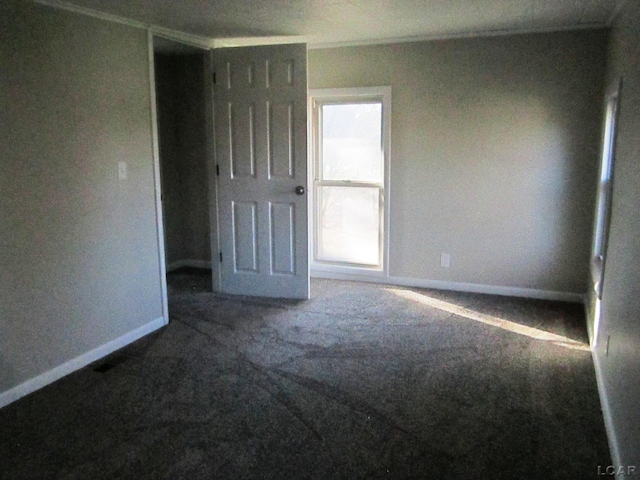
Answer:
(308, 87, 391, 279)
(591, 78, 621, 301)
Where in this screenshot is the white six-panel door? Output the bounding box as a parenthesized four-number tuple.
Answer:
(213, 44, 309, 299)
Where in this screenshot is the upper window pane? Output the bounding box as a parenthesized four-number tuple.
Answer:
(321, 103, 382, 183)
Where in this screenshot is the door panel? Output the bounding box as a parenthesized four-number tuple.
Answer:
(232, 201, 258, 273)
(269, 102, 295, 178)
(270, 202, 296, 275)
(214, 44, 309, 299)
(229, 103, 256, 177)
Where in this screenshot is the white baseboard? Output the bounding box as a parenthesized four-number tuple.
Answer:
(593, 352, 621, 467)
(167, 259, 212, 272)
(0, 316, 166, 410)
(311, 270, 585, 303)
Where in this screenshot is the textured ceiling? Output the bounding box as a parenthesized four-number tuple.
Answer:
(54, 0, 623, 46)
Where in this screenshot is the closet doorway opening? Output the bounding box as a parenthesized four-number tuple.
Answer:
(153, 37, 213, 277)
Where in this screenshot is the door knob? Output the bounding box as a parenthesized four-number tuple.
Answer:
(295, 186, 305, 195)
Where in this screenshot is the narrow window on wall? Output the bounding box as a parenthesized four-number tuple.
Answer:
(309, 88, 391, 276)
(592, 79, 621, 301)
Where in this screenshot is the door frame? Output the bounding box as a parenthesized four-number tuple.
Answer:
(308, 86, 392, 280)
(148, 33, 220, 311)
(148, 31, 169, 324)
(589, 77, 622, 346)
(205, 49, 221, 293)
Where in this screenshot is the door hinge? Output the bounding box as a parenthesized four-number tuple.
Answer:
(216, 164, 220, 176)
(219, 252, 223, 262)
(213, 71, 216, 85)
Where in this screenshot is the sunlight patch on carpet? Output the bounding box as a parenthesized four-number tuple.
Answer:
(386, 288, 590, 352)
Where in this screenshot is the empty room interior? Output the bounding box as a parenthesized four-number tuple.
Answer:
(1, 0, 639, 478)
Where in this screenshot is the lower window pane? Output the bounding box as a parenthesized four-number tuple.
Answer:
(317, 186, 380, 266)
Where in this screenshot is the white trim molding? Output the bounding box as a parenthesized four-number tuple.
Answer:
(148, 30, 170, 326)
(308, 86, 392, 280)
(593, 353, 622, 468)
(34, 0, 214, 50)
(212, 36, 307, 49)
(309, 23, 609, 50)
(0, 317, 166, 410)
(311, 270, 585, 303)
(32, 0, 613, 52)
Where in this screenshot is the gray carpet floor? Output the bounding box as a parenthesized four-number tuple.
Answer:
(0, 269, 610, 479)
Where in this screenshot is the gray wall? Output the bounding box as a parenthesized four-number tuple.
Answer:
(0, 2, 164, 394)
(155, 53, 211, 269)
(309, 30, 607, 295)
(591, 1, 640, 466)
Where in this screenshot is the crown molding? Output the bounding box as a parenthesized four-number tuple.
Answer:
(151, 27, 214, 50)
(33, 0, 215, 50)
(309, 23, 608, 50)
(32, 0, 614, 52)
(212, 36, 307, 49)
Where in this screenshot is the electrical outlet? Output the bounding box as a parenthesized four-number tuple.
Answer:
(118, 161, 127, 180)
(440, 253, 451, 268)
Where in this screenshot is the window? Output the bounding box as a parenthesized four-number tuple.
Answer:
(309, 87, 391, 276)
(591, 79, 620, 301)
